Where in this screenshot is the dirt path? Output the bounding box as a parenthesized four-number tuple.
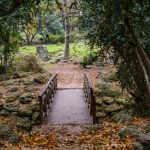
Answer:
(46, 63, 100, 89)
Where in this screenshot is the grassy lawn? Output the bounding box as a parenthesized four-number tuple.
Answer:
(19, 43, 91, 59)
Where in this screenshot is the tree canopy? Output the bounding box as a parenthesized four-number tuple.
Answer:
(80, 0, 150, 113)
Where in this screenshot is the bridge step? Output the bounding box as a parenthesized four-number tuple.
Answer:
(44, 89, 92, 124)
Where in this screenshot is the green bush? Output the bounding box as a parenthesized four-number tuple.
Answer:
(15, 54, 43, 73)
(80, 51, 99, 68)
(49, 34, 65, 44)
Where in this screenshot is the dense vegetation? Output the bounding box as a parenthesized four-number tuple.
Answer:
(0, 0, 150, 112)
(80, 0, 150, 114)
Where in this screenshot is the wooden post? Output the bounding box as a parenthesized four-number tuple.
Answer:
(38, 96, 43, 123)
(92, 95, 96, 124)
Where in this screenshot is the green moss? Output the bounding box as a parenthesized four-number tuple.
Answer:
(6, 93, 20, 103)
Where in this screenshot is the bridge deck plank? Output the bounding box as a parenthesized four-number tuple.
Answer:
(44, 89, 92, 124)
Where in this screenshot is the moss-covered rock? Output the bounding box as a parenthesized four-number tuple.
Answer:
(118, 125, 140, 138)
(96, 106, 104, 112)
(34, 75, 48, 84)
(16, 117, 32, 131)
(0, 125, 20, 143)
(96, 111, 107, 118)
(32, 111, 40, 123)
(134, 132, 150, 150)
(0, 109, 11, 116)
(4, 103, 20, 112)
(103, 72, 118, 82)
(0, 104, 3, 110)
(111, 110, 132, 123)
(96, 99, 103, 106)
(104, 104, 124, 113)
(9, 87, 19, 92)
(97, 82, 121, 97)
(115, 98, 128, 105)
(19, 94, 34, 104)
(24, 86, 35, 92)
(102, 97, 114, 104)
(6, 93, 20, 103)
(18, 107, 33, 117)
(28, 103, 40, 111)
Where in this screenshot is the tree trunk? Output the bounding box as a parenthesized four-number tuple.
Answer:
(63, 12, 70, 60)
(124, 17, 150, 69)
(63, 0, 70, 60)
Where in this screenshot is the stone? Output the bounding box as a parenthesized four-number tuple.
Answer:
(102, 97, 114, 104)
(6, 93, 20, 103)
(103, 72, 118, 82)
(115, 98, 128, 105)
(0, 104, 3, 110)
(96, 112, 107, 118)
(18, 107, 33, 117)
(96, 99, 103, 106)
(19, 94, 33, 104)
(0, 109, 11, 116)
(96, 106, 104, 112)
(28, 104, 40, 112)
(34, 75, 48, 84)
(0, 125, 20, 143)
(94, 88, 101, 97)
(36, 45, 49, 61)
(111, 110, 132, 123)
(9, 87, 19, 92)
(97, 82, 121, 97)
(16, 117, 32, 131)
(104, 104, 124, 113)
(118, 125, 140, 138)
(138, 132, 150, 146)
(12, 72, 21, 79)
(4, 103, 19, 112)
(24, 86, 34, 92)
(32, 111, 40, 122)
(134, 133, 150, 150)
(133, 142, 144, 150)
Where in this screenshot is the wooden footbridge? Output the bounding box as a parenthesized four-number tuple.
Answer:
(38, 72, 96, 124)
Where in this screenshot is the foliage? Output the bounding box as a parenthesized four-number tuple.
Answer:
(0, 0, 41, 73)
(14, 54, 43, 73)
(80, 51, 98, 67)
(49, 34, 65, 44)
(0, 22, 22, 74)
(19, 42, 94, 63)
(80, 0, 150, 113)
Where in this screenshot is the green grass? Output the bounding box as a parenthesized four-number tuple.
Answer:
(19, 42, 91, 59)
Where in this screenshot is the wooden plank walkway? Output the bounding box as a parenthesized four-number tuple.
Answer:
(44, 89, 93, 124)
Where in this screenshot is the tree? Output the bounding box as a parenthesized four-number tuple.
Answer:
(36, 1, 63, 42)
(22, 21, 37, 45)
(0, 0, 39, 73)
(80, 0, 150, 114)
(55, 0, 80, 60)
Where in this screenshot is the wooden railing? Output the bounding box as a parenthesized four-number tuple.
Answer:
(38, 74, 57, 122)
(83, 72, 96, 124)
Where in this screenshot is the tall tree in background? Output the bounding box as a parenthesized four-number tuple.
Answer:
(63, 0, 70, 60)
(55, 0, 79, 60)
(80, 0, 150, 114)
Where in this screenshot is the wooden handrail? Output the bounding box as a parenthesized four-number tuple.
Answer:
(38, 73, 57, 123)
(83, 72, 96, 124)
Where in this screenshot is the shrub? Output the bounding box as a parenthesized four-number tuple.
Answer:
(48, 34, 65, 44)
(80, 51, 99, 68)
(15, 54, 43, 73)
